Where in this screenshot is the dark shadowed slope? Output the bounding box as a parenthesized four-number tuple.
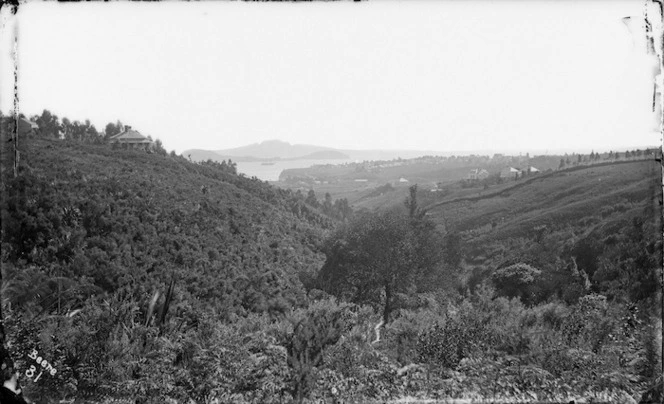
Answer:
(2, 135, 336, 320)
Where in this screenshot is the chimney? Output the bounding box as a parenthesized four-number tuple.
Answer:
(125, 125, 131, 132)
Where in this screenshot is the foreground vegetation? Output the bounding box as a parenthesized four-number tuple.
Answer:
(0, 114, 661, 403)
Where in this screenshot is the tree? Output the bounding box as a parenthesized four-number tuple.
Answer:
(332, 198, 352, 222)
(317, 209, 443, 324)
(83, 120, 99, 143)
(322, 192, 333, 216)
(154, 139, 167, 156)
(104, 120, 123, 140)
(305, 190, 319, 208)
(35, 109, 60, 138)
(61, 117, 73, 139)
(404, 184, 424, 219)
(443, 232, 462, 268)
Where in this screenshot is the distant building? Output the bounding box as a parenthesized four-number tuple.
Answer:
(109, 126, 153, 149)
(522, 166, 540, 175)
(398, 177, 409, 183)
(18, 117, 39, 136)
(429, 182, 440, 192)
(500, 167, 520, 179)
(467, 168, 490, 180)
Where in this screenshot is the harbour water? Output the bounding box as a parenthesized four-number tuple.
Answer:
(236, 158, 354, 182)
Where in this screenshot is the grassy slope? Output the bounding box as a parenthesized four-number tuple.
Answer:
(276, 153, 573, 207)
(424, 159, 661, 246)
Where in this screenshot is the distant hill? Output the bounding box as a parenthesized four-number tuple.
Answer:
(184, 140, 350, 162)
(183, 140, 449, 163)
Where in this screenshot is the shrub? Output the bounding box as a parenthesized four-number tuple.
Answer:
(561, 294, 613, 351)
(282, 298, 355, 403)
(383, 307, 446, 365)
(416, 307, 490, 370)
(534, 302, 570, 331)
(491, 263, 541, 304)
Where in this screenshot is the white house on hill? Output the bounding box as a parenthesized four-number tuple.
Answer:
(500, 167, 520, 179)
(522, 166, 540, 175)
(467, 168, 490, 180)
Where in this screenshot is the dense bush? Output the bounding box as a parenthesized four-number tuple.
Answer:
(282, 298, 356, 403)
(491, 263, 541, 304)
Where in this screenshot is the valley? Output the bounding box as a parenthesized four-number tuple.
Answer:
(1, 122, 661, 403)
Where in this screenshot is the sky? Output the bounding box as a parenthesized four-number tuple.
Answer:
(0, 1, 661, 155)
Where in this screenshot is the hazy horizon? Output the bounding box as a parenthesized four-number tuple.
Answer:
(190, 138, 659, 158)
(1, 1, 661, 154)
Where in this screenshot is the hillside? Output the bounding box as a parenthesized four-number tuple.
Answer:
(275, 152, 645, 210)
(420, 158, 662, 312)
(1, 125, 661, 403)
(0, 131, 340, 400)
(302, 155, 659, 214)
(425, 159, 661, 245)
(2, 134, 337, 309)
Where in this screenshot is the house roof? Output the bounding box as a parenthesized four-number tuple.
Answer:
(18, 117, 39, 134)
(109, 128, 152, 143)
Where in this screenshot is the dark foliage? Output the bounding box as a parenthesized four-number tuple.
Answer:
(317, 208, 444, 324)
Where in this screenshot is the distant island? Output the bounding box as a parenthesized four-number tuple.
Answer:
(184, 140, 351, 162)
(182, 140, 446, 163)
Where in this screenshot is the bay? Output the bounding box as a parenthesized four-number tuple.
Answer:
(235, 158, 355, 182)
